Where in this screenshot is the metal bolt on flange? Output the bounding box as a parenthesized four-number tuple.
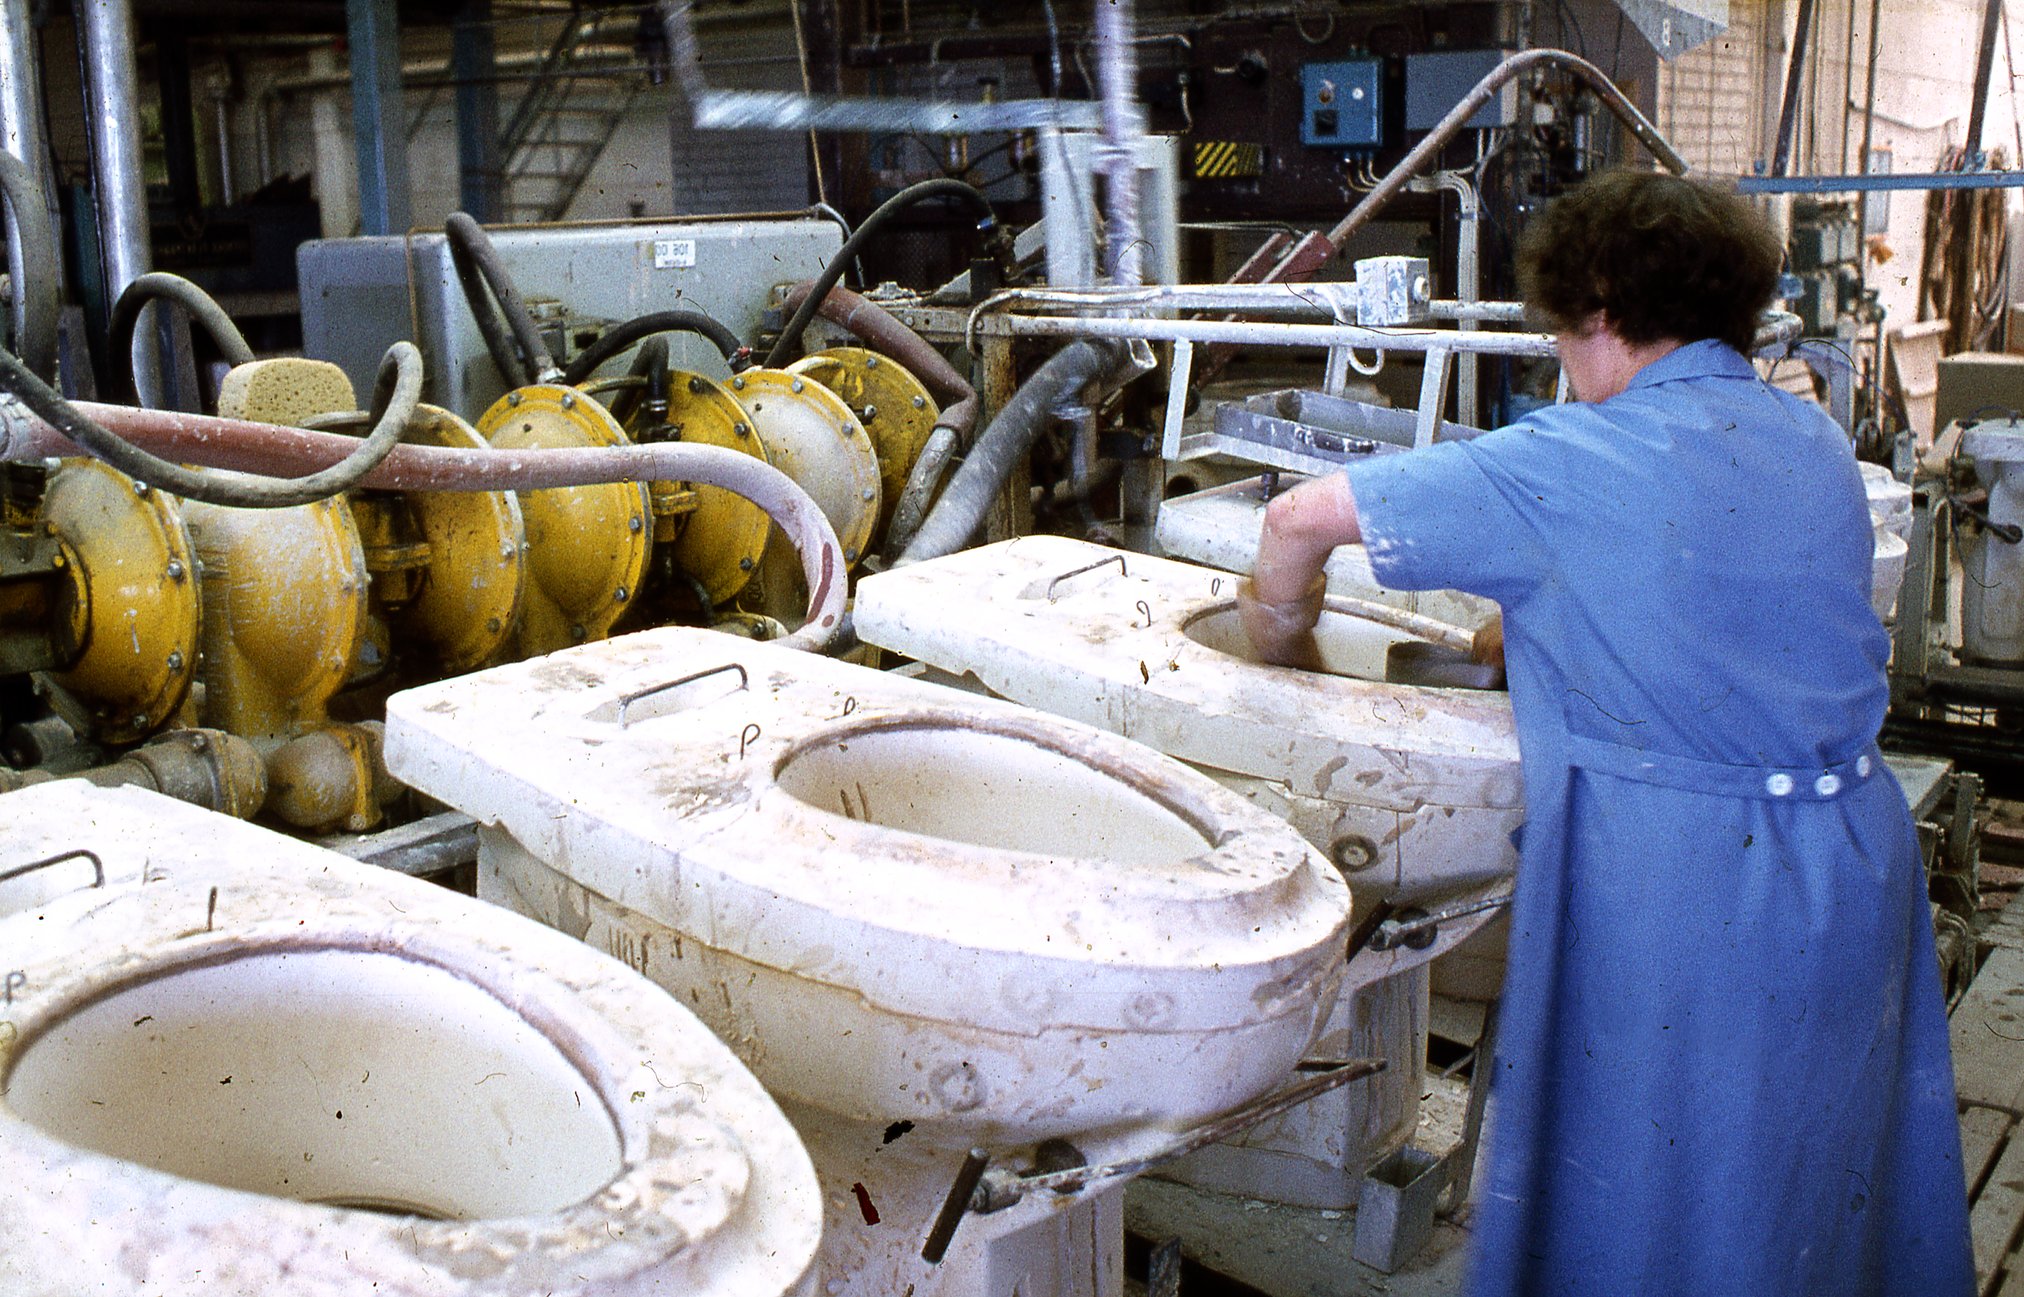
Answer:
(132, 480, 150, 496)
(733, 423, 750, 438)
(861, 487, 876, 501)
(560, 392, 576, 410)
(165, 651, 184, 672)
(912, 395, 927, 409)
(864, 355, 880, 368)
(628, 516, 644, 534)
(731, 376, 746, 390)
(688, 376, 707, 394)
(789, 378, 805, 394)
(738, 556, 755, 571)
(1330, 834, 1380, 873)
(614, 586, 630, 603)
(165, 559, 185, 581)
(506, 391, 522, 406)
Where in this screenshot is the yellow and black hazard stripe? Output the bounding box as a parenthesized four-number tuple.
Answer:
(1192, 140, 1266, 179)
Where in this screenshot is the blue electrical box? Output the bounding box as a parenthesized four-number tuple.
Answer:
(1300, 59, 1384, 149)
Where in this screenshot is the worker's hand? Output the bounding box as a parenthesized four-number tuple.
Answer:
(1469, 613, 1505, 669)
(1239, 572, 1327, 670)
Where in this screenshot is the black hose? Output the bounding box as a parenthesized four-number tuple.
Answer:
(608, 335, 668, 429)
(0, 340, 425, 509)
(764, 178, 996, 369)
(561, 308, 748, 387)
(107, 273, 256, 407)
(0, 150, 58, 383)
(897, 339, 1140, 565)
(444, 211, 558, 388)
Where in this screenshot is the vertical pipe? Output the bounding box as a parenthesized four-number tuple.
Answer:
(453, 0, 500, 222)
(1770, 0, 1816, 177)
(347, 0, 411, 235)
(1093, 0, 1142, 287)
(76, 0, 156, 400)
(1966, 0, 2003, 164)
(0, 0, 60, 293)
(1853, 0, 1882, 294)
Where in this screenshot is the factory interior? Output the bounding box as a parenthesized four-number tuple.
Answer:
(0, 0, 2021, 1293)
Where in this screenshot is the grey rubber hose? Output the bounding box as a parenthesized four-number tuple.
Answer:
(108, 272, 256, 406)
(896, 339, 1142, 565)
(445, 211, 559, 387)
(0, 149, 58, 383)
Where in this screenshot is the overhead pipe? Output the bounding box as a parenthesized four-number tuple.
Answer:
(1262, 49, 1689, 285)
(0, 402, 848, 653)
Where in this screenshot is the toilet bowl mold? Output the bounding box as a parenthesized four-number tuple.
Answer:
(385, 627, 1354, 1142)
(0, 782, 821, 1297)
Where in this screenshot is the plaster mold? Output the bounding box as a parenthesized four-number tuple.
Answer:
(0, 782, 820, 1297)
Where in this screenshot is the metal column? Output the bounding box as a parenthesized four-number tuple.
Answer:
(452, 0, 500, 222)
(347, 0, 412, 235)
(76, 0, 155, 399)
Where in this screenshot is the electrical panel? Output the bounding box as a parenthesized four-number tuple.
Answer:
(1405, 50, 1518, 131)
(1300, 59, 1384, 149)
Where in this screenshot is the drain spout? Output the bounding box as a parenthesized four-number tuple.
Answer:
(896, 339, 1149, 566)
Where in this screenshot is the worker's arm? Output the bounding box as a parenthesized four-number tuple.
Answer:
(1240, 473, 1363, 668)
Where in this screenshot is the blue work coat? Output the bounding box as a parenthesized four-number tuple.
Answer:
(1341, 340, 1973, 1296)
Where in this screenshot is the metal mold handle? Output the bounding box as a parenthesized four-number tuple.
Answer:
(0, 848, 106, 891)
(1044, 553, 1126, 601)
(607, 663, 750, 728)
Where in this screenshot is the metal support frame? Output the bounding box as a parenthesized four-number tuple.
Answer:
(453, 0, 501, 222)
(348, 0, 412, 236)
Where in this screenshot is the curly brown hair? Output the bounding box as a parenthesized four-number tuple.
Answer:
(1516, 171, 1784, 354)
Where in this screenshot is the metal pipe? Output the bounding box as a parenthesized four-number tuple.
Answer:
(1427, 172, 1481, 426)
(974, 282, 1527, 320)
(75, 0, 156, 399)
(1771, 0, 1817, 176)
(0, 0, 59, 297)
(993, 313, 1563, 358)
(1967, 0, 2004, 163)
(1268, 49, 1688, 285)
(0, 404, 849, 652)
(1094, 0, 1143, 287)
(1853, 0, 1884, 280)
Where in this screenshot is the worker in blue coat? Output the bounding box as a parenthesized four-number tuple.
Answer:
(1242, 171, 1973, 1296)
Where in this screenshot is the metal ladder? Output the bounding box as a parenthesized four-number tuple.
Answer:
(498, 6, 647, 223)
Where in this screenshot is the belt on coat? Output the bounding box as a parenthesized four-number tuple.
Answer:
(1558, 729, 1880, 802)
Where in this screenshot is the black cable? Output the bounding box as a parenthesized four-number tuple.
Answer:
(561, 308, 749, 387)
(764, 178, 996, 369)
(0, 340, 424, 509)
(0, 149, 58, 383)
(444, 211, 557, 388)
(606, 334, 668, 429)
(107, 273, 256, 407)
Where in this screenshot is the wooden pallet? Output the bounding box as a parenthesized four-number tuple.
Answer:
(1954, 897, 2024, 1295)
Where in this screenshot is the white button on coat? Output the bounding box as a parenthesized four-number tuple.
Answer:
(1766, 773, 1795, 797)
(1815, 773, 1842, 797)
